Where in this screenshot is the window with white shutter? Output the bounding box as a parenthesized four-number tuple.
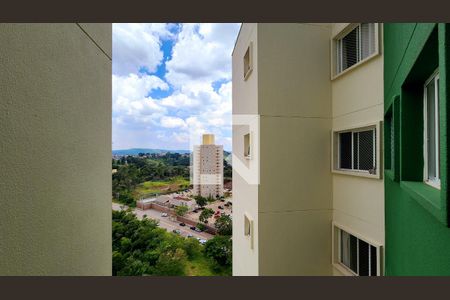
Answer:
(335, 23, 377, 76)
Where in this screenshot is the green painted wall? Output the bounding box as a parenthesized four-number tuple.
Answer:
(384, 23, 450, 275)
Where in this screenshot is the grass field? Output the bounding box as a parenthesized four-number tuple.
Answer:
(185, 255, 217, 276)
(134, 177, 190, 198)
(185, 254, 231, 276)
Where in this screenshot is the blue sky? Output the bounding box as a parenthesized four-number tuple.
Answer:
(112, 23, 241, 151)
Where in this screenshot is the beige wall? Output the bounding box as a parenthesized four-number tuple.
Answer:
(257, 24, 333, 275)
(0, 23, 112, 275)
(232, 23, 260, 275)
(330, 23, 385, 274)
(233, 23, 384, 276)
(232, 23, 258, 115)
(233, 23, 334, 275)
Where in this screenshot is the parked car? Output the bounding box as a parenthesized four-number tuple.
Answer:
(193, 209, 198, 213)
(218, 206, 224, 209)
(195, 227, 203, 232)
(199, 239, 207, 245)
(220, 199, 225, 202)
(179, 222, 186, 226)
(190, 226, 196, 230)
(187, 234, 193, 238)
(161, 213, 168, 217)
(172, 229, 181, 234)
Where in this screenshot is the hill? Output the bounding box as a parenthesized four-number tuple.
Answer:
(112, 148, 190, 156)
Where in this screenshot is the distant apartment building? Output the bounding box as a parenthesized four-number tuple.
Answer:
(232, 23, 384, 275)
(193, 134, 224, 198)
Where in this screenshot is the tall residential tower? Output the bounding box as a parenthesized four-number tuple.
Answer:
(193, 134, 224, 198)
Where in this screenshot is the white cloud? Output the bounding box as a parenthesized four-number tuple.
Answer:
(113, 73, 168, 102)
(160, 116, 187, 128)
(112, 23, 240, 151)
(112, 73, 168, 130)
(113, 23, 174, 76)
(165, 23, 241, 87)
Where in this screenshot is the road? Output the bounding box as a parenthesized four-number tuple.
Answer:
(112, 202, 213, 240)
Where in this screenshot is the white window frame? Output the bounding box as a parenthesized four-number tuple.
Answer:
(423, 70, 441, 189)
(244, 213, 254, 250)
(331, 121, 381, 179)
(244, 132, 252, 160)
(331, 23, 380, 80)
(243, 42, 253, 81)
(332, 223, 383, 276)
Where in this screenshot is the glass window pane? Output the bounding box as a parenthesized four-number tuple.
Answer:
(353, 132, 359, 169)
(358, 129, 375, 171)
(341, 27, 359, 70)
(427, 79, 436, 180)
(437, 77, 440, 179)
(361, 23, 376, 60)
(339, 132, 352, 169)
(340, 230, 351, 268)
(358, 240, 369, 276)
(350, 235, 358, 273)
(370, 245, 377, 276)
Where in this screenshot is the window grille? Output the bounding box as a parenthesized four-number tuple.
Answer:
(336, 23, 376, 75)
(338, 128, 376, 173)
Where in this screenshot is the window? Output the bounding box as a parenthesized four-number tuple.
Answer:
(424, 71, 440, 188)
(336, 227, 380, 276)
(385, 112, 394, 171)
(335, 126, 377, 174)
(335, 23, 377, 75)
(243, 42, 253, 80)
(244, 133, 251, 159)
(244, 213, 253, 249)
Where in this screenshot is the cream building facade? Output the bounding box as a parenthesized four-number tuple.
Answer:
(193, 134, 224, 198)
(232, 23, 384, 276)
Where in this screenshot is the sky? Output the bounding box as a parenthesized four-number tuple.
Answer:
(112, 23, 241, 152)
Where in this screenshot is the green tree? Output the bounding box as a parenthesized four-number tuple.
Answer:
(214, 214, 232, 236)
(174, 205, 189, 217)
(199, 208, 214, 224)
(194, 195, 207, 208)
(204, 235, 232, 267)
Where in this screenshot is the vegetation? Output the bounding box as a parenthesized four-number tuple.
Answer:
(134, 177, 190, 197)
(214, 214, 232, 236)
(199, 208, 214, 224)
(193, 195, 208, 208)
(204, 236, 232, 272)
(112, 209, 230, 276)
(174, 205, 189, 217)
(112, 153, 191, 205)
(112, 152, 233, 276)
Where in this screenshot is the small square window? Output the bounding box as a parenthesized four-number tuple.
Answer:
(424, 71, 440, 189)
(243, 42, 253, 80)
(244, 213, 253, 249)
(244, 133, 251, 159)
